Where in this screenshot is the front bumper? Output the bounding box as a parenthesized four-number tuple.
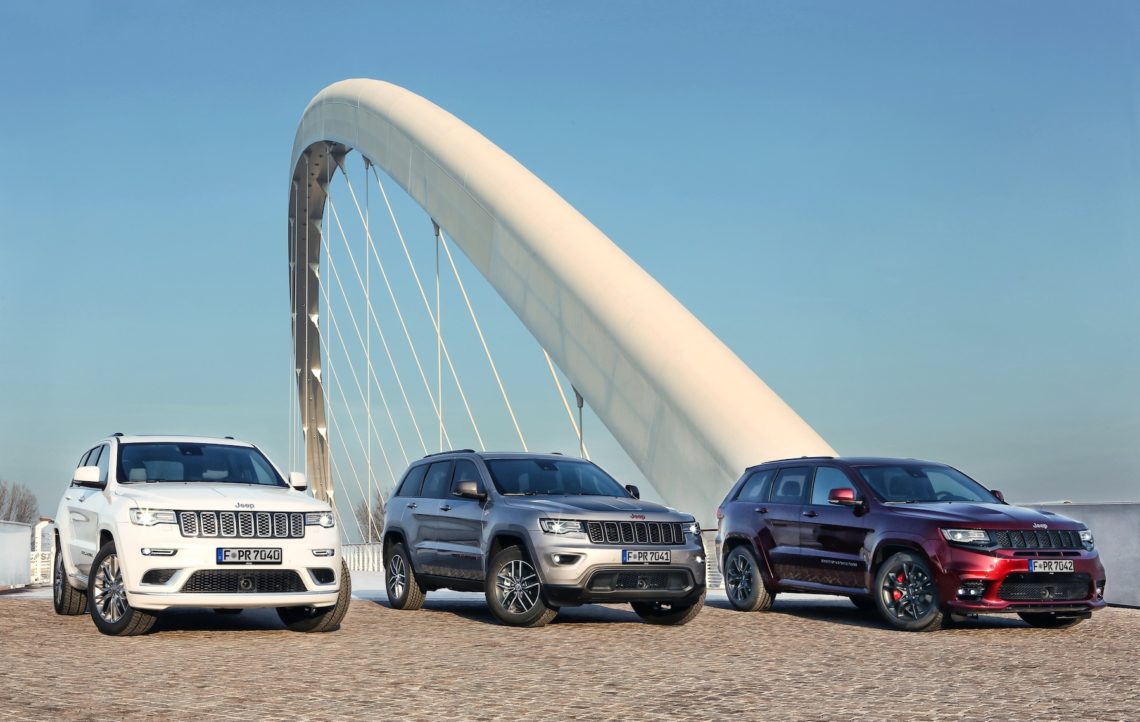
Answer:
(528, 530, 707, 606)
(932, 543, 1107, 614)
(117, 523, 342, 611)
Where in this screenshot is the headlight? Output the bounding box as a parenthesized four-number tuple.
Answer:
(940, 528, 990, 545)
(685, 519, 701, 536)
(1079, 529, 1094, 550)
(305, 511, 336, 529)
(129, 508, 177, 526)
(539, 519, 584, 534)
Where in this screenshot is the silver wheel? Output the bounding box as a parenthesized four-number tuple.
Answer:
(92, 552, 128, 624)
(495, 559, 540, 614)
(726, 552, 754, 604)
(53, 549, 64, 604)
(387, 553, 407, 601)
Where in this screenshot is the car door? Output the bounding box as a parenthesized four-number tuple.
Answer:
(757, 466, 810, 582)
(798, 465, 869, 589)
(434, 459, 487, 581)
(409, 460, 455, 576)
(66, 444, 109, 578)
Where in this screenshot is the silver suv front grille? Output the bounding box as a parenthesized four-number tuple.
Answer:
(585, 520, 686, 546)
(178, 511, 305, 539)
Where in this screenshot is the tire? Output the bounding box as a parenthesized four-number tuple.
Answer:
(485, 546, 557, 628)
(277, 560, 352, 633)
(874, 551, 944, 632)
(632, 590, 706, 626)
(384, 542, 426, 611)
(87, 540, 158, 636)
(1018, 612, 1087, 629)
(53, 537, 86, 616)
(849, 595, 876, 614)
(723, 546, 775, 612)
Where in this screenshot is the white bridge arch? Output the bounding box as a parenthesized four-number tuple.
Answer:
(289, 78, 835, 523)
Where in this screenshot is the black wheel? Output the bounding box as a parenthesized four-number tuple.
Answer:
(384, 542, 425, 611)
(874, 551, 944, 632)
(53, 537, 86, 616)
(485, 546, 557, 627)
(1018, 612, 1087, 629)
(632, 590, 706, 625)
(849, 595, 876, 613)
(88, 540, 157, 636)
(277, 560, 352, 632)
(723, 546, 774, 612)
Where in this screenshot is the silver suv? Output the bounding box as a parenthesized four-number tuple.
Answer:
(381, 451, 707, 627)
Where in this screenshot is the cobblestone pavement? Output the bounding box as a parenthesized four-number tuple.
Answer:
(0, 587, 1136, 721)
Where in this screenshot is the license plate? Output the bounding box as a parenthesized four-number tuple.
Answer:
(622, 550, 670, 564)
(217, 548, 282, 565)
(1029, 559, 1074, 573)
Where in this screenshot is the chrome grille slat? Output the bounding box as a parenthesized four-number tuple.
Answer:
(177, 510, 305, 539)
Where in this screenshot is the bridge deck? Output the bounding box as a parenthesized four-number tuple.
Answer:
(0, 576, 1135, 720)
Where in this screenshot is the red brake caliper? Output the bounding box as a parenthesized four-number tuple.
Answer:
(893, 571, 905, 601)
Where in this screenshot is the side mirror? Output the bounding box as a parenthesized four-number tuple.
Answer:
(828, 488, 859, 506)
(288, 472, 308, 491)
(625, 484, 640, 499)
(991, 489, 1006, 504)
(72, 465, 102, 488)
(454, 480, 486, 500)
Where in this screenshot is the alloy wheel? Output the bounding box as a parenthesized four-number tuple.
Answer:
(53, 549, 64, 604)
(726, 553, 754, 604)
(92, 553, 128, 623)
(881, 561, 936, 620)
(495, 559, 540, 614)
(387, 554, 407, 601)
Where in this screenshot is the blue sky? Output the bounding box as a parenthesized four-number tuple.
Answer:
(1, 1, 1138, 519)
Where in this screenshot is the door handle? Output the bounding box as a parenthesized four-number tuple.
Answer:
(439, 504, 452, 512)
(802, 510, 818, 518)
(755, 507, 768, 514)
(408, 503, 418, 509)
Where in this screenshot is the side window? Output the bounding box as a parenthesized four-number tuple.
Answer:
(395, 465, 429, 497)
(450, 460, 483, 495)
(79, 448, 95, 468)
(735, 469, 774, 503)
(420, 461, 455, 499)
(810, 466, 858, 506)
(768, 466, 810, 504)
(95, 444, 110, 483)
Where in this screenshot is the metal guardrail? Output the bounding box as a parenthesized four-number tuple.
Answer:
(343, 531, 726, 589)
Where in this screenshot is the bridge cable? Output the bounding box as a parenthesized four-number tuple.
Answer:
(336, 167, 461, 449)
(363, 157, 375, 540)
(437, 228, 528, 451)
(364, 166, 485, 449)
(542, 349, 590, 459)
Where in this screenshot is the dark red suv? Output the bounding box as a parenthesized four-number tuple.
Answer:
(715, 457, 1106, 631)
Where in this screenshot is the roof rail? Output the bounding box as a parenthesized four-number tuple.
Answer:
(422, 448, 476, 458)
(111, 432, 124, 437)
(755, 455, 835, 465)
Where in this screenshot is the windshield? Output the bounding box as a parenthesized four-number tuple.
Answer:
(856, 464, 998, 504)
(484, 458, 631, 497)
(117, 443, 286, 486)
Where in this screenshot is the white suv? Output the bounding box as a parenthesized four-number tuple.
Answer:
(53, 435, 349, 636)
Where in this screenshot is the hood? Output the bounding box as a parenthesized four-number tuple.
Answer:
(114, 483, 329, 512)
(499, 495, 689, 520)
(886, 502, 1084, 529)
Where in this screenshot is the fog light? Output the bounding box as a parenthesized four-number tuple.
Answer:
(957, 580, 986, 600)
(551, 554, 581, 565)
(311, 548, 336, 557)
(141, 548, 176, 557)
(696, 556, 705, 565)
(1096, 581, 1105, 600)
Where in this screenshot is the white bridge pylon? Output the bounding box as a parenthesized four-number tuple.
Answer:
(288, 79, 835, 524)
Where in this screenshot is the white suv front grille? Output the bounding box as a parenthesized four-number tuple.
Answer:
(178, 511, 305, 539)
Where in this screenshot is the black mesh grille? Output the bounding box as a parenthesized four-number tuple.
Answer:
(992, 529, 1082, 550)
(178, 511, 304, 539)
(587, 569, 693, 592)
(584, 521, 686, 546)
(181, 570, 306, 594)
(998, 573, 1091, 602)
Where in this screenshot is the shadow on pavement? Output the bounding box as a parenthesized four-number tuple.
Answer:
(366, 595, 644, 625)
(704, 596, 1028, 630)
(149, 607, 287, 633)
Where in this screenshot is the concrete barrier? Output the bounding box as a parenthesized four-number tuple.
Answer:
(1030, 502, 1139, 607)
(0, 521, 33, 590)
